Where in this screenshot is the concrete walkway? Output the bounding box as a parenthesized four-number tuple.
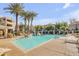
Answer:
(0, 37, 79, 56)
(0, 39, 25, 56)
(25, 39, 79, 56)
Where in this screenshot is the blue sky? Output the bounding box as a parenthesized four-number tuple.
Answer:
(0, 3, 79, 25)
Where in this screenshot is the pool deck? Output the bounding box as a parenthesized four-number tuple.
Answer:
(25, 38, 79, 56)
(0, 38, 25, 56)
(0, 36, 79, 56)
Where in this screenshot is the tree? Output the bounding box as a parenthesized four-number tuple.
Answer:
(34, 25, 43, 35)
(23, 11, 32, 33)
(20, 10, 29, 33)
(19, 22, 25, 32)
(60, 22, 68, 30)
(55, 22, 68, 34)
(45, 24, 54, 31)
(20, 10, 38, 34)
(4, 3, 24, 35)
(30, 11, 37, 32)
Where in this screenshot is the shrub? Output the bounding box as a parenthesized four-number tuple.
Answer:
(19, 32, 23, 36)
(75, 30, 79, 33)
(7, 33, 13, 38)
(14, 31, 22, 36)
(16, 31, 24, 36)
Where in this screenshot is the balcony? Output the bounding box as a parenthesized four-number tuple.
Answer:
(7, 21, 13, 25)
(7, 18, 13, 22)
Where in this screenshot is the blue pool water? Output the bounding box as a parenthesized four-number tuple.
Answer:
(12, 35, 63, 50)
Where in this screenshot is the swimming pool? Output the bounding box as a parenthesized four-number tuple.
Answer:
(12, 35, 63, 51)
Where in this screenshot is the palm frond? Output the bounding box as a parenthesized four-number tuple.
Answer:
(4, 3, 24, 15)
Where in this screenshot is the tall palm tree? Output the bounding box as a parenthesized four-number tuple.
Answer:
(20, 10, 29, 33)
(30, 11, 37, 32)
(4, 3, 24, 35)
(26, 12, 32, 33)
(21, 11, 32, 33)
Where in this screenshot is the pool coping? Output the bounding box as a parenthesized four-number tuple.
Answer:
(9, 36, 27, 53)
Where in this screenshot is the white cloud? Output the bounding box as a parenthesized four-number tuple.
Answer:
(63, 3, 70, 9)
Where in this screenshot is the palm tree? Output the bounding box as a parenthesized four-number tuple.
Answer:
(19, 22, 25, 32)
(30, 11, 37, 32)
(4, 3, 24, 35)
(21, 11, 32, 33)
(27, 12, 32, 33)
(20, 10, 29, 33)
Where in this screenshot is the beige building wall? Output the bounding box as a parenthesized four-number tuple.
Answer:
(69, 20, 79, 31)
(0, 17, 15, 38)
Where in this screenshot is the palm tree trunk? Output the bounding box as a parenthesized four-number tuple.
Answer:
(27, 19, 30, 33)
(24, 18, 27, 33)
(31, 17, 33, 32)
(15, 13, 19, 35)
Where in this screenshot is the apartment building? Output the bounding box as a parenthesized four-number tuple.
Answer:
(69, 19, 79, 32)
(0, 17, 15, 38)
